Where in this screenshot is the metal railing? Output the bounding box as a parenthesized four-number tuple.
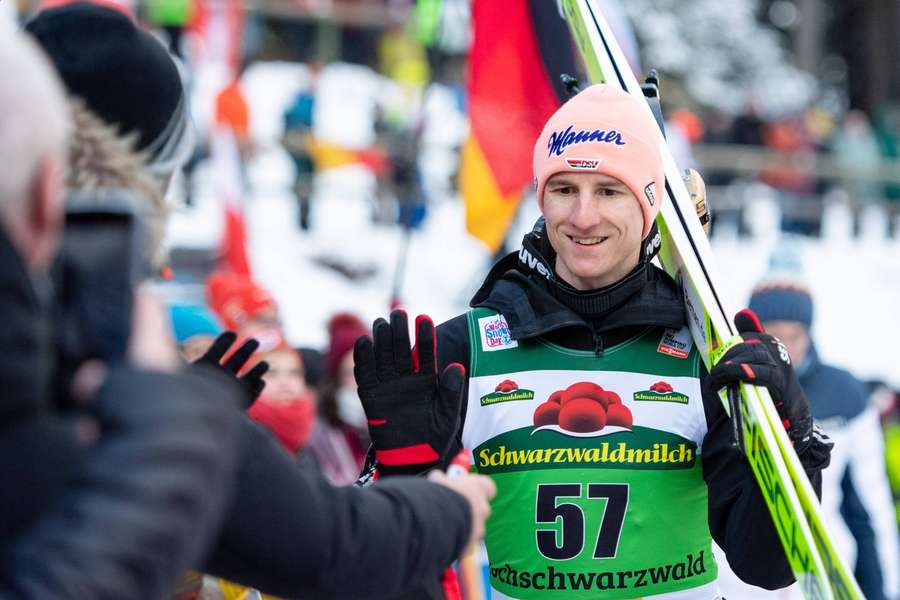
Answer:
(693, 144, 900, 186)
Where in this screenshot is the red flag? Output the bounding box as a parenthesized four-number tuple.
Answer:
(221, 202, 251, 276)
(190, 0, 243, 74)
(462, 0, 577, 251)
(211, 128, 251, 276)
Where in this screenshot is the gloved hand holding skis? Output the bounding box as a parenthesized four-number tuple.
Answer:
(709, 309, 832, 465)
(353, 310, 465, 477)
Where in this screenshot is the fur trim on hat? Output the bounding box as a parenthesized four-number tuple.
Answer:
(66, 97, 167, 267)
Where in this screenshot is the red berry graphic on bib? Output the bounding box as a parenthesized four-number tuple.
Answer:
(559, 398, 607, 432)
(605, 403, 633, 429)
(533, 401, 561, 427)
(532, 383, 633, 434)
(650, 381, 673, 393)
(601, 390, 622, 405)
(495, 379, 518, 393)
(560, 381, 608, 407)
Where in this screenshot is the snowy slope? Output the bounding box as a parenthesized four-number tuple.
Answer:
(167, 62, 900, 389)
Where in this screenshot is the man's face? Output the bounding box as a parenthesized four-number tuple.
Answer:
(540, 171, 644, 290)
(762, 320, 811, 366)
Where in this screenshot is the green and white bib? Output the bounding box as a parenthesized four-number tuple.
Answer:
(463, 308, 720, 599)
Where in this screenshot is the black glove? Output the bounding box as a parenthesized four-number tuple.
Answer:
(193, 331, 269, 408)
(709, 309, 817, 454)
(353, 310, 465, 477)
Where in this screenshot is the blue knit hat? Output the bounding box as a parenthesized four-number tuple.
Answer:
(169, 304, 222, 344)
(748, 282, 813, 328)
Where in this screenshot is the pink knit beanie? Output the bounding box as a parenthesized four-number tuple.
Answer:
(533, 84, 664, 238)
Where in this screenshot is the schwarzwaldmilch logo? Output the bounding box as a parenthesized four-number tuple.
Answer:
(532, 381, 633, 435)
(633, 381, 689, 404)
(480, 379, 535, 406)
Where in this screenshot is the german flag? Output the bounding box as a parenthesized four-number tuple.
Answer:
(461, 0, 580, 252)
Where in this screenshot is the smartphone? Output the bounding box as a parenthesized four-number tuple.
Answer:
(53, 189, 150, 374)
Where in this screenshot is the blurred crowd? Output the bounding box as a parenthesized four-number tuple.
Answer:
(681, 101, 900, 238)
(189, 271, 374, 487)
(0, 2, 496, 599)
(3, 0, 900, 598)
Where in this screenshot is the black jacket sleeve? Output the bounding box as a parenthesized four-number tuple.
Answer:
(202, 417, 471, 599)
(436, 314, 471, 462)
(0, 417, 85, 542)
(0, 367, 244, 600)
(701, 367, 826, 590)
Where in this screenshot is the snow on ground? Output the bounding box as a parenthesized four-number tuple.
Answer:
(167, 62, 900, 388)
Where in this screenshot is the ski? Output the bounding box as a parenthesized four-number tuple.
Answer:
(560, 1, 863, 598)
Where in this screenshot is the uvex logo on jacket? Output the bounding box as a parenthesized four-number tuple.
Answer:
(518, 246, 552, 280)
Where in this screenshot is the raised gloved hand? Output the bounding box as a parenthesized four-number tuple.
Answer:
(709, 309, 820, 455)
(193, 331, 269, 408)
(353, 310, 465, 476)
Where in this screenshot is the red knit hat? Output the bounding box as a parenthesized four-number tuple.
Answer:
(325, 313, 369, 379)
(206, 271, 276, 331)
(533, 84, 664, 238)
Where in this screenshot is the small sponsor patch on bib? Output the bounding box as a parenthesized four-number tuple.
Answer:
(478, 314, 518, 352)
(657, 327, 693, 359)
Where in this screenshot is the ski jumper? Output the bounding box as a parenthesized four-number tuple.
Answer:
(463, 308, 720, 599)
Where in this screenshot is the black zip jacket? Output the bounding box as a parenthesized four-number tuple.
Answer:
(431, 227, 830, 591)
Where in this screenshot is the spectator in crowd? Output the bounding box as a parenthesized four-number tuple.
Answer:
(26, 1, 195, 188)
(215, 61, 255, 181)
(761, 117, 821, 236)
(248, 345, 317, 460)
(282, 64, 319, 231)
(206, 270, 283, 352)
(297, 345, 325, 389)
(0, 29, 245, 598)
(875, 103, 900, 237)
(170, 303, 224, 362)
(750, 281, 900, 600)
(732, 100, 765, 146)
(833, 110, 882, 236)
(308, 312, 371, 484)
(666, 107, 702, 171)
(21, 5, 499, 599)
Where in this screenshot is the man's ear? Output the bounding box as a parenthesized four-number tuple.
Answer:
(30, 155, 64, 236)
(25, 154, 64, 270)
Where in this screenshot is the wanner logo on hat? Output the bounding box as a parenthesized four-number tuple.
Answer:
(548, 125, 625, 157)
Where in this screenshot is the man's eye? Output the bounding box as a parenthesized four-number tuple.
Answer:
(598, 188, 621, 196)
(555, 186, 575, 194)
